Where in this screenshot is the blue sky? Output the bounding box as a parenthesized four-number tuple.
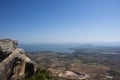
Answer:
(0, 0, 120, 44)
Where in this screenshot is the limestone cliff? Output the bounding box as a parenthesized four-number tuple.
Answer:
(0, 39, 37, 80)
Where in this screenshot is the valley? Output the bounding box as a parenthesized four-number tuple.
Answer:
(28, 46, 120, 80)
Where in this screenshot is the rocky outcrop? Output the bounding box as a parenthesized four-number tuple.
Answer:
(58, 71, 89, 80)
(0, 39, 37, 80)
(0, 39, 18, 54)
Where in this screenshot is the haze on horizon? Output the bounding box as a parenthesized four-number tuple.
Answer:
(0, 0, 120, 44)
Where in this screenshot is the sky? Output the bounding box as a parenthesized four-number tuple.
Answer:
(0, 0, 120, 44)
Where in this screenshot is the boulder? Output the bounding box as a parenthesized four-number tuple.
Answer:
(0, 39, 18, 55)
(0, 39, 37, 80)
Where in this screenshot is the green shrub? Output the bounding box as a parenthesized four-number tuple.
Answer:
(25, 67, 53, 80)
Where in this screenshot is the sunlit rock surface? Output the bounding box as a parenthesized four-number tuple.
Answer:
(0, 39, 36, 80)
(59, 70, 89, 80)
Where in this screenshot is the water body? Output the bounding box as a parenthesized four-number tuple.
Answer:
(19, 43, 120, 53)
(19, 44, 76, 53)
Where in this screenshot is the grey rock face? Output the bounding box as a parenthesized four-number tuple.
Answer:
(0, 39, 37, 80)
(0, 39, 18, 54)
(0, 48, 37, 80)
